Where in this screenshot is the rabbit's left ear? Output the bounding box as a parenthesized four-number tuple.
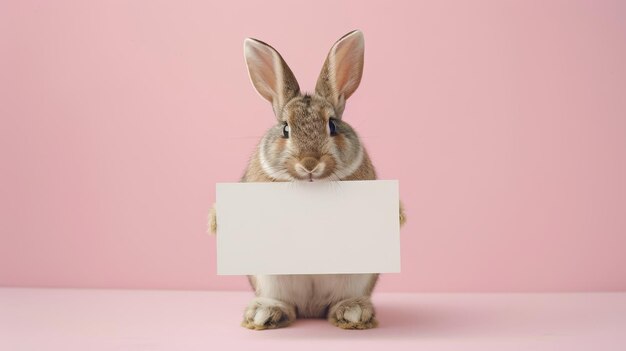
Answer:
(315, 30, 365, 117)
(244, 38, 300, 118)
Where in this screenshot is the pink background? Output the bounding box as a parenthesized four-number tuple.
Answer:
(1, 0, 625, 292)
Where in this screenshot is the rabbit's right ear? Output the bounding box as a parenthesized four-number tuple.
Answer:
(244, 38, 300, 118)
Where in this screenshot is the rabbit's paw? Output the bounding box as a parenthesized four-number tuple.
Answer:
(242, 297, 296, 330)
(399, 201, 407, 227)
(328, 297, 378, 330)
(208, 205, 217, 235)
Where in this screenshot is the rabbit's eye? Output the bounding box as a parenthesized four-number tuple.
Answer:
(329, 119, 337, 136)
(282, 123, 290, 138)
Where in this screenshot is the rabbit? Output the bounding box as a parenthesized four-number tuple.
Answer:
(209, 30, 406, 330)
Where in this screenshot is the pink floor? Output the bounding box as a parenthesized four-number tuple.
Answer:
(1, 288, 625, 350)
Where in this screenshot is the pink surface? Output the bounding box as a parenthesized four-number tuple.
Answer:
(1, 1, 626, 292)
(1, 289, 626, 350)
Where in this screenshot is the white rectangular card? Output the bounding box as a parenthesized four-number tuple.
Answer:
(216, 180, 400, 275)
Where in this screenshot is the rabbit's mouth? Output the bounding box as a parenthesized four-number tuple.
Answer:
(285, 154, 337, 181)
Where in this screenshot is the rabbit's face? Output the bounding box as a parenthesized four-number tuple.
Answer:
(259, 94, 363, 181)
(244, 31, 366, 181)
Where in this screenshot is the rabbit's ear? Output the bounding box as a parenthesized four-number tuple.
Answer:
(315, 30, 364, 117)
(244, 38, 300, 117)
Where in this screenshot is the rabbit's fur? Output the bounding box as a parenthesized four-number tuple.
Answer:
(210, 30, 405, 330)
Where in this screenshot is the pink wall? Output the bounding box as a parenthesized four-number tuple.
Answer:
(1, 0, 625, 292)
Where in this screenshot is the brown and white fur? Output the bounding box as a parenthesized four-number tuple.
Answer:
(209, 30, 406, 330)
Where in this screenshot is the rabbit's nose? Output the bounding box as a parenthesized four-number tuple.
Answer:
(300, 157, 319, 173)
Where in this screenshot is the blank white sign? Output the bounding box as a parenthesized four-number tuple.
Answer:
(216, 180, 400, 275)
